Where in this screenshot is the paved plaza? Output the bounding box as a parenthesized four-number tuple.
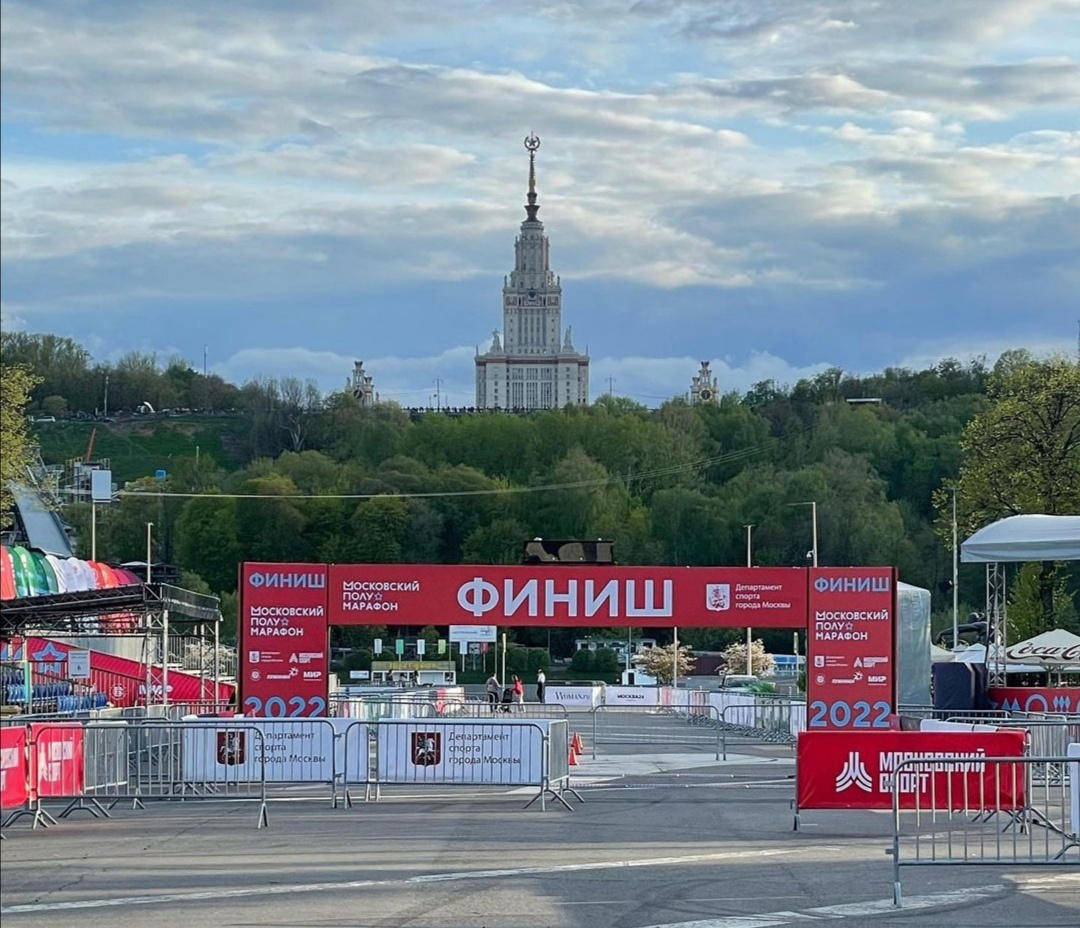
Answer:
(1, 743, 1077, 928)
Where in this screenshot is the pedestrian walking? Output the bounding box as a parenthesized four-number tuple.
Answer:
(486, 673, 501, 713)
(512, 674, 524, 711)
(536, 669, 546, 704)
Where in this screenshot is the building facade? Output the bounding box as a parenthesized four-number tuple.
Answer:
(475, 135, 589, 410)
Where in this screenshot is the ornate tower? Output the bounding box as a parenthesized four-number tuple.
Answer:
(348, 360, 376, 408)
(475, 135, 589, 410)
(690, 361, 718, 404)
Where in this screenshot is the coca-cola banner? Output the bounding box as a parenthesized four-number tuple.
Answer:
(989, 687, 1080, 714)
(239, 563, 329, 717)
(805, 567, 896, 730)
(328, 564, 807, 628)
(797, 729, 1027, 811)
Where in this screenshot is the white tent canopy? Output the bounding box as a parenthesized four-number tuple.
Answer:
(961, 514, 1080, 564)
(1004, 628, 1080, 668)
(951, 643, 1044, 674)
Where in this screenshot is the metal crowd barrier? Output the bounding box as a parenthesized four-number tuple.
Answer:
(588, 705, 721, 760)
(336, 717, 577, 811)
(714, 699, 803, 756)
(891, 753, 1079, 906)
(1, 720, 271, 831)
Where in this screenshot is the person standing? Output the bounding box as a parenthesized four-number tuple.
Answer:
(485, 673, 501, 713)
(512, 674, 524, 711)
(536, 669, 546, 704)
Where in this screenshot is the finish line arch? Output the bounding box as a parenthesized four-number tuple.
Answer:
(239, 562, 897, 725)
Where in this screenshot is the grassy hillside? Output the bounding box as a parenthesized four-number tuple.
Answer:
(33, 415, 251, 484)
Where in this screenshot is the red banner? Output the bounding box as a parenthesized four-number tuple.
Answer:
(797, 730, 1028, 810)
(239, 563, 329, 717)
(29, 724, 84, 799)
(989, 687, 1080, 714)
(19, 637, 234, 708)
(327, 564, 808, 628)
(1, 727, 29, 809)
(805, 567, 896, 730)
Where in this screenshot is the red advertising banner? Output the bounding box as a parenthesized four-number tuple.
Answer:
(327, 564, 808, 628)
(29, 724, 84, 799)
(239, 563, 329, 717)
(16, 637, 235, 709)
(989, 687, 1080, 714)
(805, 567, 896, 730)
(797, 730, 1028, 810)
(1, 727, 29, 809)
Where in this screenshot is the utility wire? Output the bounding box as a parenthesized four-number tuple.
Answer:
(117, 425, 809, 502)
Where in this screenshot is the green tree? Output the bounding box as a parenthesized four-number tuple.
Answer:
(940, 355, 1080, 631)
(0, 364, 40, 525)
(174, 494, 242, 592)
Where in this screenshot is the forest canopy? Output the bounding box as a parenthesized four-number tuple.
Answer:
(5, 332, 1077, 647)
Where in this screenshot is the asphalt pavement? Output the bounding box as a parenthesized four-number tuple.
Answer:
(1, 744, 1077, 928)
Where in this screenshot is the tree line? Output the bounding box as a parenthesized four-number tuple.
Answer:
(3, 332, 1077, 652)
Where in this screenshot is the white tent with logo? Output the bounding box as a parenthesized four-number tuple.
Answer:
(1004, 628, 1080, 670)
(951, 643, 1044, 675)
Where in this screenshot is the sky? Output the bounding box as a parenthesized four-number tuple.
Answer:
(1, 0, 1077, 408)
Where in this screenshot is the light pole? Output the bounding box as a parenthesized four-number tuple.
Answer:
(146, 522, 154, 585)
(789, 501, 818, 567)
(744, 524, 754, 676)
(951, 486, 959, 649)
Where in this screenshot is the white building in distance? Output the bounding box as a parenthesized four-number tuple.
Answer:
(690, 361, 718, 404)
(475, 135, 589, 410)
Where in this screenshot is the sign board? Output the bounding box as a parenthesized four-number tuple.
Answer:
(989, 687, 1080, 714)
(796, 730, 1027, 811)
(448, 625, 498, 643)
(330, 565, 808, 628)
(467, 642, 482, 655)
(239, 563, 329, 718)
(805, 567, 896, 730)
(604, 686, 660, 706)
(180, 719, 366, 783)
(376, 720, 549, 784)
(373, 639, 383, 655)
(90, 469, 113, 503)
(29, 724, 84, 799)
(348, 670, 371, 681)
(0, 727, 29, 810)
(416, 639, 425, 656)
(545, 685, 603, 708)
(67, 649, 91, 680)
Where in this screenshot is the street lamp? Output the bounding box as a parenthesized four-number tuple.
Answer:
(744, 525, 754, 675)
(788, 502, 818, 567)
(951, 486, 959, 650)
(146, 522, 154, 585)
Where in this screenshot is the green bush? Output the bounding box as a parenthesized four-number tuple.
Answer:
(592, 647, 620, 675)
(526, 648, 550, 673)
(506, 646, 529, 675)
(570, 649, 595, 672)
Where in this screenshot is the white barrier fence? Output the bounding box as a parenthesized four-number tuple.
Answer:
(1, 715, 577, 833)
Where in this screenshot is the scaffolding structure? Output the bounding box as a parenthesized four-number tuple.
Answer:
(1, 583, 226, 711)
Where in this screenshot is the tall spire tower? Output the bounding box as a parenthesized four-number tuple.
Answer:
(474, 136, 590, 410)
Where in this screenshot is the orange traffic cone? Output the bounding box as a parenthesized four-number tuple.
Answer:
(572, 731, 585, 754)
(568, 743, 579, 766)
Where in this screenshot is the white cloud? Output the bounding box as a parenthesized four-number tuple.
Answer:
(0, 0, 1075, 390)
